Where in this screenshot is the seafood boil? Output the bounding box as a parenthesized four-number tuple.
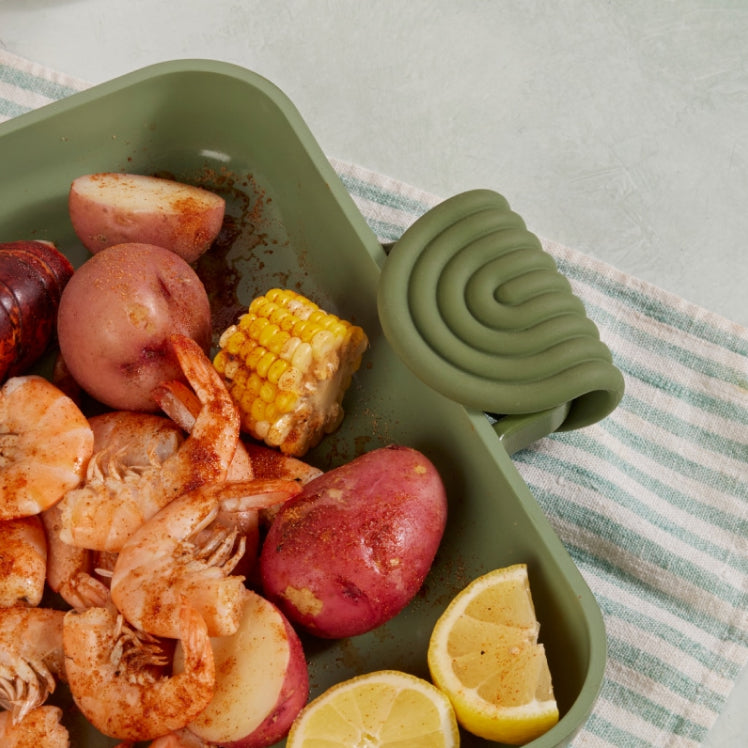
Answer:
(0, 172, 450, 746)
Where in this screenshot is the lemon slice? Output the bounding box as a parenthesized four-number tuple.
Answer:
(427, 564, 559, 745)
(286, 669, 460, 747)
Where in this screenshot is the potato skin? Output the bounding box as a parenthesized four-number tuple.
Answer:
(56, 242, 211, 411)
(182, 590, 309, 748)
(69, 172, 225, 262)
(260, 445, 447, 639)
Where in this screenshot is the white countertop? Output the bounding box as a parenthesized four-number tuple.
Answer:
(2, 1, 746, 745)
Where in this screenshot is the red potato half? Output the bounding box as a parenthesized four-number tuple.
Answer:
(177, 589, 309, 748)
(260, 444, 448, 639)
(56, 242, 212, 411)
(69, 173, 225, 262)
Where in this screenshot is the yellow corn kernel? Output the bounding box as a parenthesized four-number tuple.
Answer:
(267, 357, 289, 385)
(221, 327, 244, 355)
(276, 390, 298, 412)
(250, 396, 266, 424)
(267, 328, 291, 356)
(213, 287, 369, 456)
(255, 351, 277, 379)
(259, 381, 276, 404)
(213, 349, 229, 374)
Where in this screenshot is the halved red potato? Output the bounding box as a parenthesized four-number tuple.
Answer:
(69, 173, 225, 262)
(177, 589, 309, 748)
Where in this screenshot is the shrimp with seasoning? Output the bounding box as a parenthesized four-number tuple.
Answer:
(153, 378, 255, 480)
(43, 409, 187, 605)
(63, 602, 215, 742)
(154, 378, 322, 568)
(0, 705, 69, 747)
(0, 516, 47, 607)
(87, 409, 186, 466)
(41, 503, 110, 611)
(57, 334, 240, 552)
(0, 375, 93, 521)
(154, 378, 323, 485)
(154, 379, 262, 572)
(111, 478, 301, 638)
(0, 607, 65, 723)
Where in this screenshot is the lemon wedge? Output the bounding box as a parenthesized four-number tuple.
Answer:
(286, 669, 460, 747)
(427, 564, 559, 745)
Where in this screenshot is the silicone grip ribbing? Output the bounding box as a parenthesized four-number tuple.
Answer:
(377, 190, 624, 430)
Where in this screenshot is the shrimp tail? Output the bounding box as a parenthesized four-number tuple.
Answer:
(152, 380, 201, 433)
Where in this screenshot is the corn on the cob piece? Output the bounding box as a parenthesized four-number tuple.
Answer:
(213, 288, 368, 457)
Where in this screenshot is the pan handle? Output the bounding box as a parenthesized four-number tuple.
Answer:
(488, 403, 571, 456)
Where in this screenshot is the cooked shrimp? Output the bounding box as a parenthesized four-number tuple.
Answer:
(153, 378, 254, 480)
(0, 516, 47, 607)
(0, 607, 65, 723)
(0, 705, 69, 747)
(57, 335, 241, 552)
(154, 379, 264, 573)
(88, 409, 185, 465)
(111, 479, 301, 638)
(55, 411, 185, 553)
(154, 378, 321, 563)
(0, 375, 93, 521)
(63, 603, 215, 741)
(41, 503, 109, 610)
(154, 378, 323, 485)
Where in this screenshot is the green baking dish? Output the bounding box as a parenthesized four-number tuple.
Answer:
(0, 60, 621, 747)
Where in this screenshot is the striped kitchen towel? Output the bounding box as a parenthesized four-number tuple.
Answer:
(2, 49, 747, 747)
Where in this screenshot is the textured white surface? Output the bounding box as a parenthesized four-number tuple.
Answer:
(1, 1, 746, 744)
(2, 0, 746, 329)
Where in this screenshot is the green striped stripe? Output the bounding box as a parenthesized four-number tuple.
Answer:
(577, 294, 748, 393)
(0, 95, 30, 120)
(531, 486, 748, 641)
(553, 423, 748, 538)
(597, 591, 744, 678)
(556, 254, 748, 359)
(582, 713, 659, 748)
(584, 687, 708, 745)
(554, 532, 748, 645)
(519, 454, 748, 606)
(607, 636, 726, 714)
(598, 680, 709, 742)
(0, 63, 81, 102)
(359, 215, 409, 243)
(616, 384, 748, 460)
(520, 435, 746, 560)
(335, 171, 435, 218)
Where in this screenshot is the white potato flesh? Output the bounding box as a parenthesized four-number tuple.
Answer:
(177, 590, 308, 747)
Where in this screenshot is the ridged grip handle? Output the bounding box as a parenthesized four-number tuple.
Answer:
(377, 190, 624, 431)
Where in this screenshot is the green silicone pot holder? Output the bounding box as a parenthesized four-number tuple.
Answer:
(378, 189, 625, 452)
